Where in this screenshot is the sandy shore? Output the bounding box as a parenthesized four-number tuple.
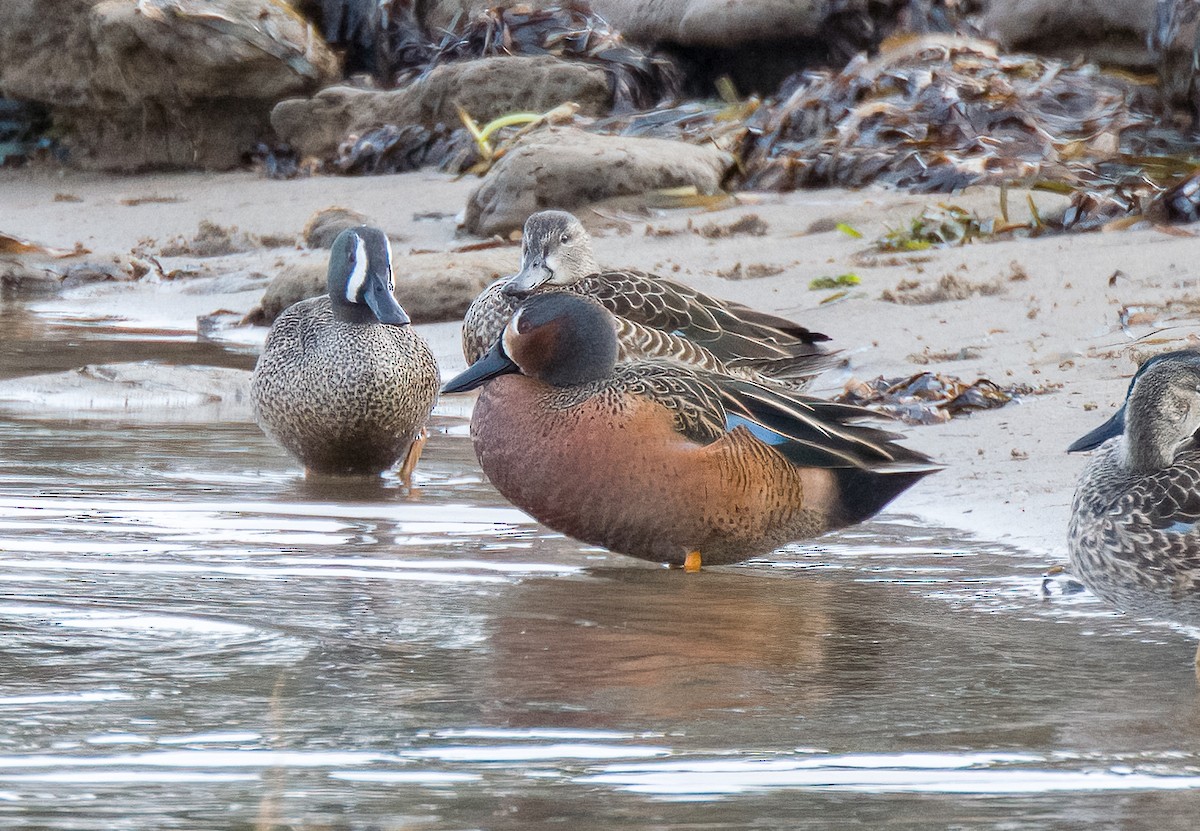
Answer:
(5, 166, 1197, 560)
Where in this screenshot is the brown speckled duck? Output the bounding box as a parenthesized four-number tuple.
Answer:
(1068, 350, 1200, 634)
(443, 293, 938, 570)
(462, 210, 834, 386)
(250, 226, 439, 479)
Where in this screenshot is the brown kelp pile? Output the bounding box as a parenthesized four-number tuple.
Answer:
(333, 123, 477, 175)
(736, 35, 1184, 193)
(308, 0, 679, 110)
(414, 3, 680, 111)
(838, 372, 1047, 425)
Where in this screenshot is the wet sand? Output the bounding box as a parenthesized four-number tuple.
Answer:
(4, 165, 1195, 560)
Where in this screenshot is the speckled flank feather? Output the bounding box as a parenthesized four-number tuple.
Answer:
(1067, 350, 1200, 626)
(1069, 441, 1200, 627)
(251, 295, 440, 475)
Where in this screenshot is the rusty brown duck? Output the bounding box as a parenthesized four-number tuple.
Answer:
(461, 210, 834, 386)
(1068, 350, 1200, 632)
(250, 226, 440, 479)
(444, 293, 939, 570)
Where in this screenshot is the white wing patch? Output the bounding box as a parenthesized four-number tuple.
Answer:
(344, 235, 369, 303)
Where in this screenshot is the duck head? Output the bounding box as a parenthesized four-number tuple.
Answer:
(503, 211, 601, 297)
(442, 294, 618, 393)
(1069, 350, 1200, 472)
(328, 226, 411, 325)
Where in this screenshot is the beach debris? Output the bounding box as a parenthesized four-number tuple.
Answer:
(404, 3, 680, 111)
(690, 214, 769, 239)
(715, 262, 786, 280)
(334, 123, 476, 175)
(0, 233, 85, 259)
(310, 1, 679, 109)
(119, 195, 183, 207)
(247, 142, 305, 179)
(0, 99, 52, 166)
(155, 221, 270, 258)
(453, 100, 582, 175)
(809, 274, 860, 290)
(736, 35, 1179, 194)
(838, 372, 1042, 424)
(880, 205, 987, 251)
(881, 273, 1005, 305)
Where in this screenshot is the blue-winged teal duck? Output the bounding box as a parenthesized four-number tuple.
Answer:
(1068, 350, 1200, 629)
(250, 226, 440, 479)
(462, 210, 834, 385)
(443, 293, 938, 570)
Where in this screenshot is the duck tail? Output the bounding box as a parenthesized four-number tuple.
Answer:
(831, 464, 940, 527)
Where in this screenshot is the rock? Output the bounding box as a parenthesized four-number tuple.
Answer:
(463, 127, 734, 237)
(422, 0, 824, 48)
(303, 207, 374, 249)
(395, 248, 519, 323)
(245, 248, 519, 325)
(590, 0, 824, 47)
(0, 0, 339, 170)
(0, 253, 145, 295)
(272, 55, 610, 159)
(979, 0, 1194, 73)
(244, 258, 326, 325)
(0, 362, 253, 421)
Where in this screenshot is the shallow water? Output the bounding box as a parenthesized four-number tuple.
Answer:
(2, 300, 1200, 830)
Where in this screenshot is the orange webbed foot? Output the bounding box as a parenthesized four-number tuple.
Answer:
(398, 428, 429, 488)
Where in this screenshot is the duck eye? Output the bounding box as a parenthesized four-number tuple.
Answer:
(559, 233, 570, 244)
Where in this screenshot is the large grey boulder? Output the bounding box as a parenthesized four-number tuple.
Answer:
(979, 0, 1197, 74)
(272, 55, 611, 160)
(421, 0, 826, 47)
(0, 0, 339, 170)
(590, 0, 824, 46)
(463, 127, 734, 237)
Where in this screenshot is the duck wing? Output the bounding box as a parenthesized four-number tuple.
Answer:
(462, 278, 515, 364)
(609, 362, 938, 474)
(712, 375, 940, 473)
(1121, 454, 1200, 536)
(608, 362, 729, 446)
(580, 270, 830, 363)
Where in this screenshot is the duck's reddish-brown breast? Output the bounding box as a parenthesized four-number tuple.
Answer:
(470, 375, 838, 565)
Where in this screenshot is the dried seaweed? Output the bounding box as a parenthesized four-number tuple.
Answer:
(880, 272, 1005, 304)
(735, 36, 1178, 194)
(311, 1, 681, 110)
(838, 371, 1033, 424)
(0, 98, 53, 167)
(334, 123, 478, 174)
(415, 3, 681, 111)
(246, 142, 305, 179)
